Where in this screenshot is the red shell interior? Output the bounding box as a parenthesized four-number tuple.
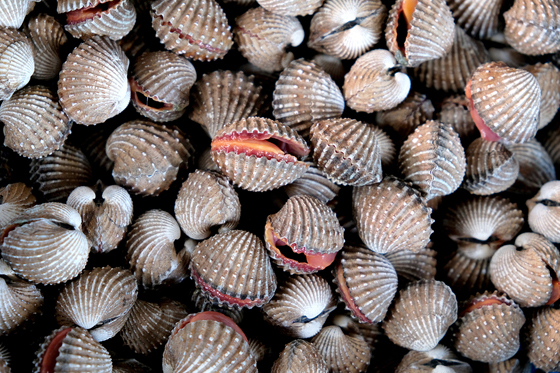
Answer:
(174, 311, 248, 343)
(336, 261, 371, 323)
(465, 80, 501, 142)
(395, 0, 418, 54)
(40, 328, 72, 373)
(66, 0, 122, 25)
(459, 296, 510, 318)
(129, 78, 174, 112)
(546, 278, 560, 306)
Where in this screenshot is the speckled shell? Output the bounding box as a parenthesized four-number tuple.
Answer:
(191, 289, 244, 325)
(0, 85, 71, 159)
(106, 120, 194, 196)
(272, 58, 345, 136)
(26, 14, 67, 81)
(308, 0, 387, 60)
(257, 0, 322, 16)
(436, 95, 477, 141)
(310, 118, 382, 186)
(234, 7, 304, 72)
(174, 169, 240, 240)
(0, 203, 90, 285)
(263, 274, 335, 338)
(189, 70, 268, 139)
(385, 0, 455, 67)
(462, 138, 519, 195)
(126, 210, 190, 288)
(189, 230, 277, 309)
(343, 49, 410, 113)
(447, 0, 502, 39)
(524, 63, 560, 129)
(0, 27, 34, 100)
(414, 26, 489, 92)
(384, 246, 437, 282)
(120, 298, 188, 355)
(469, 62, 540, 144)
(58, 36, 129, 125)
(527, 181, 560, 243)
(399, 120, 466, 200)
(311, 325, 371, 373)
(312, 54, 345, 82)
(0, 0, 38, 28)
(0, 276, 43, 335)
(352, 177, 434, 254)
(508, 139, 556, 195)
(490, 232, 560, 307)
(272, 339, 329, 373)
(151, 0, 233, 61)
(383, 280, 458, 351)
(526, 306, 560, 372)
(248, 338, 269, 362)
(504, 0, 560, 55)
(395, 345, 472, 373)
(67, 184, 133, 253)
(375, 92, 435, 140)
(0, 183, 35, 230)
(488, 359, 523, 373)
(283, 161, 340, 203)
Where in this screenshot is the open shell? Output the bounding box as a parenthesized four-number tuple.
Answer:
(26, 14, 68, 81)
(311, 325, 371, 373)
(272, 339, 328, 373)
(0, 27, 34, 100)
(508, 139, 556, 195)
(395, 345, 472, 373)
(0, 183, 36, 231)
(0, 276, 43, 335)
(446, 0, 502, 39)
(524, 62, 560, 130)
(527, 181, 560, 243)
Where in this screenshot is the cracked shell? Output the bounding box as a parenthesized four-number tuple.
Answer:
(25, 14, 68, 81)
(272, 339, 328, 373)
(311, 325, 371, 373)
(0, 183, 36, 231)
(527, 181, 560, 243)
(0, 27, 34, 100)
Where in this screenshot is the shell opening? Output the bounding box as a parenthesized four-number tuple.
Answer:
(335, 261, 370, 323)
(0, 223, 20, 245)
(545, 264, 560, 306)
(538, 199, 560, 207)
(130, 78, 174, 112)
(465, 80, 501, 142)
(396, 0, 418, 54)
(66, 0, 123, 25)
(40, 328, 73, 373)
(191, 268, 263, 308)
(459, 295, 511, 318)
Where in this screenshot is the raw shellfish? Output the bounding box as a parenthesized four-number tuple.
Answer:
(527, 180, 560, 243)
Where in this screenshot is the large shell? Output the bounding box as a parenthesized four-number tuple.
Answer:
(151, 0, 233, 61)
(234, 7, 304, 73)
(189, 230, 277, 309)
(0, 27, 34, 100)
(343, 49, 410, 113)
(26, 14, 68, 81)
(189, 70, 268, 139)
(526, 306, 560, 372)
(308, 0, 387, 60)
(352, 177, 433, 254)
(527, 181, 560, 243)
(383, 280, 458, 351)
(0, 0, 38, 28)
(283, 161, 340, 203)
(58, 36, 129, 125)
(508, 139, 556, 195)
(446, 0, 502, 39)
(174, 169, 240, 240)
(311, 325, 371, 373)
(399, 120, 466, 200)
(310, 118, 382, 186)
(257, 0, 322, 16)
(0, 85, 71, 159)
(272, 58, 345, 136)
(395, 345, 472, 373)
(524, 62, 560, 129)
(0, 276, 43, 335)
(0, 203, 90, 285)
(384, 246, 437, 282)
(385, 0, 455, 67)
(272, 339, 328, 373)
(436, 95, 477, 142)
(106, 120, 194, 196)
(0, 183, 36, 230)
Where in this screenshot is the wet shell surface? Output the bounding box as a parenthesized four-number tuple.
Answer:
(307, 0, 387, 60)
(436, 95, 477, 142)
(527, 181, 560, 243)
(0, 276, 43, 335)
(395, 345, 472, 373)
(524, 62, 560, 129)
(174, 169, 240, 240)
(0, 27, 34, 100)
(447, 0, 502, 39)
(0, 0, 38, 28)
(272, 58, 345, 136)
(58, 36, 130, 125)
(257, 0, 322, 16)
(0, 183, 36, 230)
(283, 161, 340, 203)
(26, 14, 68, 81)
(384, 246, 437, 282)
(508, 139, 556, 195)
(352, 177, 434, 254)
(526, 306, 560, 372)
(311, 325, 371, 373)
(383, 280, 458, 351)
(343, 49, 410, 113)
(271, 339, 328, 373)
(151, 0, 233, 61)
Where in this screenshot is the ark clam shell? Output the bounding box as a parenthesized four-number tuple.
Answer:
(526, 306, 560, 371)
(311, 325, 371, 373)
(395, 345, 472, 373)
(257, 0, 322, 16)
(0, 276, 43, 335)
(527, 181, 560, 243)
(312, 54, 345, 82)
(113, 359, 154, 373)
(58, 36, 129, 125)
(191, 289, 244, 325)
(272, 339, 328, 373)
(0, 183, 36, 231)
(488, 358, 523, 373)
(384, 246, 437, 282)
(443, 249, 492, 295)
(436, 95, 477, 142)
(0, 0, 38, 28)
(508, 139, 556, 195)
(25, 14, 67, 81)
(447, 0, 502, 39)
(524, 62, 560, 130)
(0, 27, 34, 100)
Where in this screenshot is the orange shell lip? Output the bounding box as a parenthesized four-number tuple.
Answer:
(65, 0, 122, 25)
(459, 295, 511, 318)
(129, 78, 175, 112)
(174, 311, 248, 343)
(465, 80, 501, 142)
(335, 261, 371, 323)
(40, 327, 73, 373)
(395, 0, 418, 54)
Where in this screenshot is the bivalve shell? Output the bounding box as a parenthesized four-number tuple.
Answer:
(0, 183, 35, 231)
(507, 139, 556, 195)
(311, 54, 345, 82)
(395, 345, 472, 373)
(283, 161, 340, 203)
(272, 339, 328, 373)
(25, 14, 68, 81)
(436, 95, 477, 142)
(384, 246, 437, 282)
(311, 325, 371, 373)
(0, 0, 39, 28)
(191, 289, 244, 325)
(488, 359, 523, 373)
(526, 306, 560, 372)
(0, 27, 34, 100)
(257, 0, 322, 16)
(527, 181, 560, 243)
(524, 62, 560, 130)
(446, 0, 503, 39)
(0, 276, 43, 335)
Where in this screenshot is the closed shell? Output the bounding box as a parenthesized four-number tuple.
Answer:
(524, 62, 560, 129)
(395, 345, 472, 373)
(508, 139, 556, 195)
(526, 306, 560, 371)
(283, 161, 340, 203)
(191, 289, 244, 325)
(544, 122, 560, 172)
(0, 0, 38, 28)
(384, 246, 437, 282)
(0, 183, 36, 230)
(257, 0, 322, 16)
(527, 181, 560, 243)
(271, 339, 328, 373)
(26, 14, 68, 81)
(436, 95, 477, 142)
(0, 27, 34, 100)
(0, 276, 43, 335)
(446, 0, 502, 39)
(312, 54, 345, 82)
(311, 325, 371, 373)
(488, 359, 523, 373)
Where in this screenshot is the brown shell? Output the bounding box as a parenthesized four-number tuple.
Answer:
(151, 0, 233, 61)
(0, 276, 43, 335)
(174, 169, 240, 240)
(384, 246, 437, 282)
(0, 0, 38, 28)
(311, 54, 345, 82)
(272, 58, 345, 136)
(308, 0, 387, 60)
(191, 289, 244, 325)
(198, 147, 221, 172)
(436, 95, 477, 141)
(234, 7, 304, 73)
(189, 70, 268, 139)
(399, 120, 466, 200)
(343, 49, 411, 113)
(462, 138, 519, 195)
(283, 161, 340, 203)
(447, 0, 502, 39)
(385, 0, 455, 67)
(0, 85, 71, 159)
(352, 177, 434, 254)
(524, 62, 560, 129)
(257, 0, 322, 16)
(544, 121, 560, 171)
(332, 314, 383, 353)
(488, 359, 523, 373)
(0, 27, 34, 100)
(271, 339, 329, 373)
(106, 120, 194, 196)
(126, 209, 190, 288)
(26, 14, 68, 81)
(508, 139, 556, 195)
(527, 181, 560, 243)
(0, 183, 36, 230)
(311, 325, 371, 373)
(395, 345, 472, 373)
(443, 249, 492, 296)
(248, 338, 269, 362)
(310, 118, 382, 186)
(58, 36, 129, 125)
(112, 359, 154, 373)
(526, 306, 560, 371)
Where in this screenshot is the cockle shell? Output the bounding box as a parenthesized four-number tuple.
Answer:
(488, 359, 523, 373)
(526, 306, 560, 371)
(395, 345, 472, 373)
(271, 339, 329, 373)
(197, 147, 220, 172)
(352, 177, 434, 254)
(0, 203, 89, 285)
(527, 181, 560, 243)
(113, 359, 154, 373)
(524, 62, 560, 130)
(332, 314, 383, 353)
(544, 122, 560, 172)
(436, 95, 477, 142)
(283, 161, 340, 203)
(191, 289, 244, 325)
(311, 325, 371, 373)
(0, 344, 8, 373)
(234, 7, 304, 73)
(0, 276, 43, 335)
(384, 246, 437, 282)
(174, 169, 240, 240)
(446, 0, 502, 39)
(257, 0, 322, 16)
(312, 54, 345, 82)
(0, 183, 35, 230)
(308, 0, 387, 60)
(383, 280, 458, 351)
(508, 139, 556, 195)
(343, 49, 410, 113)
(25, 14, 68, 81)
(0, 85, 72, 159)
(272, 58, 345, 136)
(126, 210, 190, 288)
(0, 27, 34, 100)
(58, 36, 129, 125)
(151, 0, 233, 61)
(0, 0, 39, 28)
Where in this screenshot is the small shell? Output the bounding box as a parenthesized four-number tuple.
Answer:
(308, 0, 387, 60)
(383, 280, 458, 351)
(443, 249, 492, 296)
(0, 27, 34, 100)
(191, 289, 244, 325)
(151, 0, 233, 61)
(0, 0, 38, 28)
(283, 161, 340, 203)
(311, 325, 371, 373)
(352, 177, 434, 254)
(524, 62, 560, 129)
(58, 36, 130, 125)
(271, 340, 329, 373)
(395, 345, 472, 373)
(462, 138, 519, 195)
(508, 139, 556, 195)
(436, 95, 477, 142)
(526, 306, 560, 372)
(446, 0, 503, 39)
(197, 147, 221, 172)
(234, 7, 304, 73)
(174, 169, 240, 240)
(0, 276, 43, 335)
(189, 70, 268, 139)
(527, 181, 560, 243)
(311, 54, 345, 82)
(385, 0, 455, 67)
(384, 246, 437, 282)
(343, 49, 411, 113)
(272, 58, 345, 136)
(257, 0, 322, 16)
(25, 14, 68, 81)
(0, 183, 36, 231)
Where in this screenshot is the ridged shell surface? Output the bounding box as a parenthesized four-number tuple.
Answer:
(112, 359, 153, 373)
(283, 161, 340, 203)
(312, 54, 345, 81)
(544, 123, 560, 171)
(0, 27, 34, 100)
(191, 289, 244, 325)
(508, 139, 556, 195)
(488, 359, 522, 373)
(524, 62, 560, 129)
(447, 0, 502, 39)
(271, 339, 328, 373)
(311, 325, 371, 373)
(384, 246, 437, 282)
(257, 0, 322, 16)
(0, 277, 43, 335)
(436, 95, 477, 141)
(526, 306, 560, 371)
(58, 36, 129, 125)
(527, 181, 560, 243)
(443, 249, 492, 295)
(26, 14, 68, 81)
(0, 183, 36, 230)
(395, 345, 472, 373)
(0, 0, 38, 28)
